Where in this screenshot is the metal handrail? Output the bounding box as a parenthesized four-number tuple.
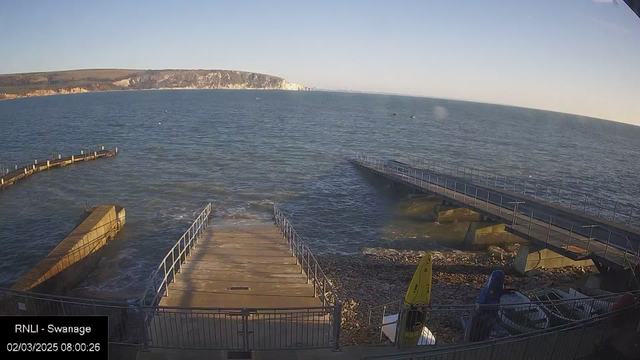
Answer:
(407, 155, 639, 228)
(273, 204, 342, 350)
(273, 204, 339, 307)
(140, 203, 212, 306)
(354, 155, 639, 268)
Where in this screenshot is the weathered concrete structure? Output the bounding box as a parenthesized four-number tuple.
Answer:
(513, 244, 594, 274)
(11, 204, 125, 294)
(463, 221, 524, 249)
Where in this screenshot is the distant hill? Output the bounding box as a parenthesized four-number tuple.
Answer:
(0, 69, 307, 99)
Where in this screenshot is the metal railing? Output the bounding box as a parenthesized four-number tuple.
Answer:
(407, 155, 639, 229)
(354, 155, 640, 270)
(0, 287, 144, 346)
(140, 203, 212, 307)
(273, 204, 342, 349)
(143, 305, 336, 350)
(363, 297, 640, 360)
(274, 204, 340, 308)
(365, 290, 636, 349)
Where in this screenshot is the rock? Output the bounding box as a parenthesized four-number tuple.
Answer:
(487, 245, 506, 255)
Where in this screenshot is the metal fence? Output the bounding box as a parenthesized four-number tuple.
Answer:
(0, 287, 143, 346)
(142, 305, 336, 350)
(406, 156, 639, 229)
(354, 155, 640, 272)
(140, 203, 212, 307)
(365, 290, 637, 349)
(363, 298, 640, 360)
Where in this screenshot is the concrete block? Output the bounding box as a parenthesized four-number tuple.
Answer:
(435, 206, 482, 223)
(463, 221, 524, 248)
(11, 204, 125, 294)
(513, 245, 593, 274)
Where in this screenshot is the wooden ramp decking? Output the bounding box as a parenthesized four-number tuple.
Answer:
(159, 223, 322, 308)
(148, 222, 333, 349)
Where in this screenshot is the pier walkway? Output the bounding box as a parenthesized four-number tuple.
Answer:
(351, 155, 640, 272)
(0, 147, 117, 190)
(140, 204, 340, 351)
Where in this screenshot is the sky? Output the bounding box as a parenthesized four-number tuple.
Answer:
(1, 0, 639, 125)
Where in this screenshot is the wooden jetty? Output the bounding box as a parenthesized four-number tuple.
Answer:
(141, 204, 340, 350)
(0, 146, 118, 190)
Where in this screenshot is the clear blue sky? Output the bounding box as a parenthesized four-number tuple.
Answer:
(1, 0, 639, 125)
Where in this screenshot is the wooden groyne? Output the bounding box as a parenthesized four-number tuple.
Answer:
(0, 146, 118, 190)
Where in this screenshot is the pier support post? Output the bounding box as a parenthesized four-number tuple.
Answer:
(34, 160, 37, 165)
(24, 168, 27, 174)
(47, 160, 50, 168)
(1, 179, 4, 186)
(115, 147, 118, 154)
(15, 165, 17, 170)
(71, 155, 74, 163)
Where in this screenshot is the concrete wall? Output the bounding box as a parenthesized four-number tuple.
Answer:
(513, 245, 594, 274)
(11, 204, 125, 294)
(435, 205, 482, 223)
(463, 221, 524, 249)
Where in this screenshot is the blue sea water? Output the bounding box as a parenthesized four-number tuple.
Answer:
(0, 90, 638, 295)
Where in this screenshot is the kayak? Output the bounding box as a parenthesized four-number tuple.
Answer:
(402, 253, 433, 346)
(466, 270, 504, 342)
(381, 313, 436, 345)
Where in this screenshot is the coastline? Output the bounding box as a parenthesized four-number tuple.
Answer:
(0, 86, 310, 101)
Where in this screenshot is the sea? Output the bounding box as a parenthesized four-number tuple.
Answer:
(0, 90, 638, 297)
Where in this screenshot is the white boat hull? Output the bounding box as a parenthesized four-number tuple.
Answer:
(382, 314, 436, 345)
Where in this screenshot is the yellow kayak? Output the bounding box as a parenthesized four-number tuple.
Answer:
(403, 253, 432, 345)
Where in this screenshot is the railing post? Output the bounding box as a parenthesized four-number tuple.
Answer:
(568, 224, 574, 247)
(463, 184, 467, 204)
(163, 261, 168, 297)
(528, 211, 533, 235)
(242, 308, 250, 352)
(314, 263, 317, 297)
(138, 306, 149, 351)
(613, 202, 617, 222)
(177, 241, 182, 270)
(322, 278, 326, 306)
(171, 249, 176, 280)
(598, 199, 603, 217)
(333, 301, 342, 351)
(584, 225, 597, 253)
(306, 250, 310, 284)
(474, 187, 478, 207)
(486, 191, 489, 211)
(547, 217, 552, 244)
